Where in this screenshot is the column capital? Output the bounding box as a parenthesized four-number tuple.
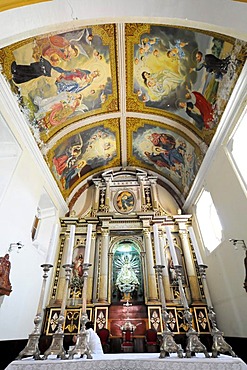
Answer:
(143, 228, 151, 237)
(179, 229, 190, 240)
(101, 228, 109, 237)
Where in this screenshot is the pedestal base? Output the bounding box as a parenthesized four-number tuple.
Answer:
(16, 333, 41, 360)
(43, 332, 67, 360)
(159, 331, 183, 358)
(211, 330, 236, 358)
(69, 331, 92, 359)
(185, 330, 210, 358)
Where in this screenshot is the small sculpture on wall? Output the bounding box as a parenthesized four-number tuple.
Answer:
(0, 254, 12, 296)
(244, 250, 247, 292)
(229, 239, 247, 292)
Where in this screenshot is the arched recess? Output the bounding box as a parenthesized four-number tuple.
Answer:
(110, 237, 145, 304)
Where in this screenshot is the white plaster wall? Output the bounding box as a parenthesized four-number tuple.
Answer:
(0, 87, 65, 340)
(0, 148, 60, 340)
(190, 143, 247, 337)
(0, 0, 246, 47)
(157, 185, 179, 215)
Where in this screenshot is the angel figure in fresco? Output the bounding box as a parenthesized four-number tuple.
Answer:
(166, 40, 189, 60)
(32, 34, 80, 66)
(138, 37, 160, 58)
(141, 69, 185, 100)
(65, 28, 94, 55)
(34, 93, 88, 128)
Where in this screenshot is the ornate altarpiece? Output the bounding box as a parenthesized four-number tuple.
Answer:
(43, 168, 210, 344)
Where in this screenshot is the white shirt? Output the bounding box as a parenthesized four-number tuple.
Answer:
(87, 328, 104, 354)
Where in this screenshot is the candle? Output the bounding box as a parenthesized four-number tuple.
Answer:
(188, 226, 204, 265)
(84, 224, 92, 264)
(66, 225, 75, 265)
(165, 226, 179, 266)
(45, 223, 59, 265)
(153, 224, 161, 265)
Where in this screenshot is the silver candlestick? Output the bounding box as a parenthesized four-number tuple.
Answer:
(174, 265, 210, 358)
(154, 265, 183, 358)
(43, 263, 73, 360)
(16, 263, 53, 360)
(69, 262, 92, 359)
(199, 264, 236, 358)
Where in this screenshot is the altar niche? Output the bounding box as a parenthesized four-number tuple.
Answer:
(112, 240, 144, 303)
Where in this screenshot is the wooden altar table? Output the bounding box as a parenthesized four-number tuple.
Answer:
(5, 353, 247, 370)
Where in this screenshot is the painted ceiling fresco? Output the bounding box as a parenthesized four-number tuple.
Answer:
(0, 23, 246, 204)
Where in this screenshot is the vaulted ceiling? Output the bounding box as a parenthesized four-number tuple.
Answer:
(0, 2, 246, 210)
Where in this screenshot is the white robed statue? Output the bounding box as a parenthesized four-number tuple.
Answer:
(116, 255, 139, 295)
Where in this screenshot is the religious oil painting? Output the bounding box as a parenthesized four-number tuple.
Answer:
(127, 119, 202, 197)
(48, 121, 120, 196)
(115, 190, 135, 213)
(126, 24, 246, 143)
(0, 25, 118, 142)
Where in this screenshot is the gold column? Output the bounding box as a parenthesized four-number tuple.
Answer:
(98, 228, 109, 303)
(179, 228, 201, 302)
(159, 230, 172, 302)
(87, 231, 96, 303)
(143, 228, 158, 302)
(56, 230, 70, 304)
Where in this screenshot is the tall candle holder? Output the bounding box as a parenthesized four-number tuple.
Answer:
(69, 262, 92, 359)
(154, 265, 183, 358)
(16, 263, 53, 360)
(174, 265, 210, 358)
(43, 263, 73, 360)
(198, 264, 236, 358)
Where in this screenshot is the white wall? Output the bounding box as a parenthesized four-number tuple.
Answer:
(0, 148, 61, 340)
(0, 0, 246, 47)
(188, 106, 247, 337)
(0, 79, 67, 340)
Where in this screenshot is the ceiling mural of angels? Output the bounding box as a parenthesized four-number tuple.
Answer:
(0, 21, 246, 205)
(47, 120, 120, 197)
(126, 24, 246, 143)
(0, 25, 118, 142)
